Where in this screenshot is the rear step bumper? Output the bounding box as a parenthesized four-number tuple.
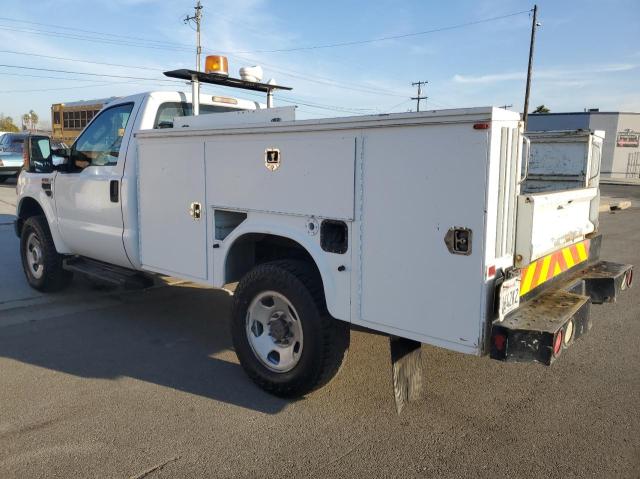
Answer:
(490, 260, 633, 365)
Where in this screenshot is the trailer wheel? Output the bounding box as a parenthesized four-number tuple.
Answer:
(231, 260, 349, 397)
(20, 215, 72, 292)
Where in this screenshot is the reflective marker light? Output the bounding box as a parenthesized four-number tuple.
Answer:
(473, 122, 490, 130)
(205, 55, 229, 76)
(487, 265, 496, 279)
(564, 320, 574, 346)
(553, 331, 563, 356)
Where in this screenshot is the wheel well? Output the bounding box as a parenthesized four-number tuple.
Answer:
(16, 197, 45, 236)
(225, 233, 321, 285)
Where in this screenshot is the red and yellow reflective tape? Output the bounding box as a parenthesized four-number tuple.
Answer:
(520, 239, 590, 296)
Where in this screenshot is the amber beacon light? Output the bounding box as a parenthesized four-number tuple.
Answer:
(205, 55, 229, 75)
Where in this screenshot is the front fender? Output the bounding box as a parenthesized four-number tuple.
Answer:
(16, 174, 71, 254)
(215, 213, 352, 322)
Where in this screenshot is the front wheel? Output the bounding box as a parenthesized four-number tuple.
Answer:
(231, 260, 349, 397)
(20, 215, 73, 292)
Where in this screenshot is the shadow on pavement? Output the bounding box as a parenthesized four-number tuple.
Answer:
(0, 284, 290, 414)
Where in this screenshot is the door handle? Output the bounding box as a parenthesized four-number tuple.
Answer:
(110, 180, 119, 203)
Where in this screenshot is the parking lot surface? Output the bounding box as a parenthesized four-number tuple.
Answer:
(0, 180, 639, 478)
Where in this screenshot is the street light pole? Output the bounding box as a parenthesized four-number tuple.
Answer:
(522, 5, 539, 128)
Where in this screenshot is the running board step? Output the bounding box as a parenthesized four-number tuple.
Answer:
(490, 289, 591, 365)
(63, 257, 154, 290)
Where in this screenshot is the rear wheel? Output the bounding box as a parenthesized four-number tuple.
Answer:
(0, 176, 7, 183)
(20, 215, 73, 292)
(231, 260, 349, 397)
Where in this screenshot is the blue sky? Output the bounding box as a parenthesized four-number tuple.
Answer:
(0, 0, 638, 126)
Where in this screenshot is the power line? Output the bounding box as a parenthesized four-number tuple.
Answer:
(0, 10, 530, 100)
(0, 64, 181, 82)
(0, 16, 194, 49)
(0, 10, 531, 55)
(0, 71, 132, 83)
(0, 24, 191, 52)
(384, 99, 413, 113)
(218, 10, 531, 54)
(0, 48, 412, 100)
(0, 80, 142, 94)
(0, 49, 160, 71)
(0, 62, 383, 113)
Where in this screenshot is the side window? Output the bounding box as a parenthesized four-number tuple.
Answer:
(72, 103, 134, 169)
(154, 102, 187, 129)
(153, 102, 237, 128)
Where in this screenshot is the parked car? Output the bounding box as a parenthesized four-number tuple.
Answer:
(0, 132, 27, 183)
(0, 133, 67, 181)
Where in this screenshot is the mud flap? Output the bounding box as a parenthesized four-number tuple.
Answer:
(389, 337, 423, 414)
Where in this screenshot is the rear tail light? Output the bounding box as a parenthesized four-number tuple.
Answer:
(473, 122, 490, 130)
(626, 269, 633, 288)
(493, 333, 507, 352)
(553, 331, 563, 356)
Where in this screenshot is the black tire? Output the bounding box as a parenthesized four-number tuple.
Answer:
(231, 260, 349, 397)
(0, 176, 7, 183)
(20, 215, 73, 292)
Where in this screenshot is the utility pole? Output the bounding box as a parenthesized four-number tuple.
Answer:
(411, 81, 428, 112)
(184, 1, 203, 72)
(522, 5, 540, 128)
(184, 1, 203, 115)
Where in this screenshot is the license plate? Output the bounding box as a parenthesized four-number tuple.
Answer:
(499, 277, 521, 320)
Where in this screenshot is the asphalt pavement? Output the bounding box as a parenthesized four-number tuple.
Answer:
(0, 179, 638, 478)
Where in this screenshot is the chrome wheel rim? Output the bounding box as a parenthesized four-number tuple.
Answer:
(26, 232, 44, 280)
(246, 291, 304, 372)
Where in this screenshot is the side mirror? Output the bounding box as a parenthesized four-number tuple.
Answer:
(24, 135, 54, 174)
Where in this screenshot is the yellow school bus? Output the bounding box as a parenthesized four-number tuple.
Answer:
(51, 97, 117, 144)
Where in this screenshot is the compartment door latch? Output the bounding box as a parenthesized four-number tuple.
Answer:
(189, 202, 202, 220)
(444, 227, 472, 255)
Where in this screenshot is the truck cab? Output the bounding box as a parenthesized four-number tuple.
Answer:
(16, 91, 260, 273)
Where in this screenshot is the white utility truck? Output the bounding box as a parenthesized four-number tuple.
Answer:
(16, 62, 633, 411)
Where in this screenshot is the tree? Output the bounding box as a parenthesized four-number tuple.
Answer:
(532, 105, 550, 114)
(21, 110, 39, 131)
(0, 114, 19, 132)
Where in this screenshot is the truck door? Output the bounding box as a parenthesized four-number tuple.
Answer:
(54, 102, 137, 268)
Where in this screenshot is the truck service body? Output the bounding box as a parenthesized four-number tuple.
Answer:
(15, 76, 633, 408)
